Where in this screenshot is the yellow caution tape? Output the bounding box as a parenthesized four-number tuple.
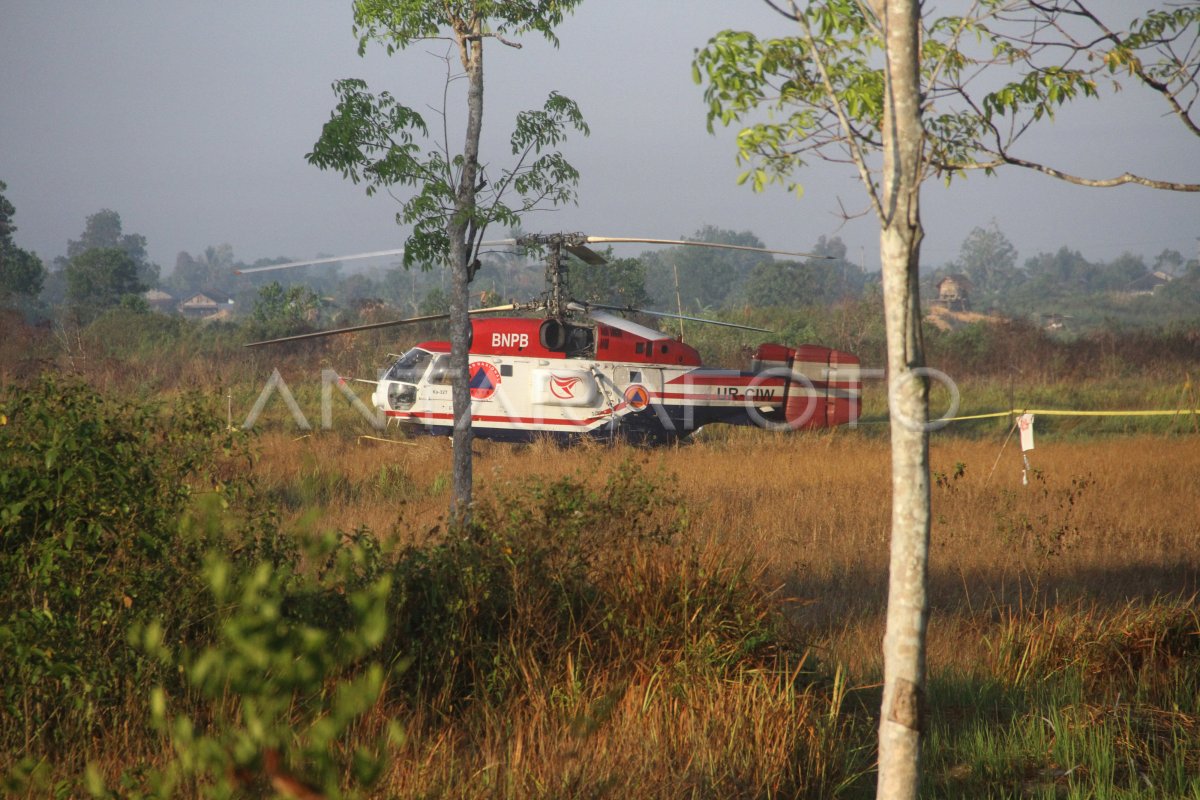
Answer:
(937, 408, 1200, 422)
(937, 411, 1011, 421)
(1018, 408, 1200, 417)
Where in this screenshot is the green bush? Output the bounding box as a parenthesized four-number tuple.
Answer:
(80, 307, 186, 358)
(0, 376, 280, 754)
(107, 544, 398, 800)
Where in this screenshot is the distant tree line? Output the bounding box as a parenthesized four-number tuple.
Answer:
(926, 221, 1200, 330)
(2, 181, 1197, 337)
(0, 180, 47, 306)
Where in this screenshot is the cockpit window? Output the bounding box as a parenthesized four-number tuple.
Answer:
(427, 355, 454, 385)
(383, 348, 433, 384)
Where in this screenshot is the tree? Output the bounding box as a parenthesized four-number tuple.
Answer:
(696, 3, 1199, 197)
(1153, 248, 1185, 277)
(418, 286, 450, 316)
(308, 0, 589, 524)
(698, 7, 927, 792)
(569, 252, 651, 309)
(59, 209, 160, 289)
(1025, 246, 1094, 288)
(642, 226, 772, 312)
(251, 281, 322, 338)
(955, 222, 1018, 294)
(1095, 252, 1150, 292)
(744, 235, 860, 308)
(938, 3, 1200, 192)
(65, 247, 146, 321)
(0, 180, 46, 302)
(169, 243, 237, 296)
(744, 258, 844, 308)
(696, 1, 1200, 795)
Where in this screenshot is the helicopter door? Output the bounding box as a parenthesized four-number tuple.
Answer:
(615, 367, 662, 409)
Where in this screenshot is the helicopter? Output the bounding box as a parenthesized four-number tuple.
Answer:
(240, 233, 861, 444)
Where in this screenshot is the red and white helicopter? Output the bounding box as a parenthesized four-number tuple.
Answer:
(242, 233, 861, 444)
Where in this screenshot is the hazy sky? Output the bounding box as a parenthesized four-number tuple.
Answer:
(3, 1, 1197, 280)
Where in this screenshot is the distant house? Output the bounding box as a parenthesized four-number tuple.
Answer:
(1042, 312, 1071, 332)
(179, 290, 234, 319)
(933, 274, 973, 312)
(1124, 270, 1173, 296)
(352, 297, 389, 314)
(143, 289, 175, 314)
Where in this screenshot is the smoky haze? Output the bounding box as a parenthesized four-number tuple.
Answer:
(2, 1, 1197, 276)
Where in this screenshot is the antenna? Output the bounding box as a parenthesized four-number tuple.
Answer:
(672, 256, 685, 341)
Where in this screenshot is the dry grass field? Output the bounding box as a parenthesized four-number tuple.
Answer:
(254, 426, 1200, 668)
(4, 309, 1198, 796)
(223, 424, 1200, 797)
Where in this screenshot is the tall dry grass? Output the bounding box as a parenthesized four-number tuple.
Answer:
(8, 310, 1198, 796)
(5, 307, 1199, 796)
(216, 424, 1200, 796)
(249, 426, 1200, 672)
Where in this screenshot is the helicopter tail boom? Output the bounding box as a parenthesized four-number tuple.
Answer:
(751, 343, 861, 429)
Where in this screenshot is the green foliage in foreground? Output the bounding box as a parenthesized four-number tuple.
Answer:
(1, 376, 812, 796)
(0, 377, 285, 756)
(110, 547, 400, 800)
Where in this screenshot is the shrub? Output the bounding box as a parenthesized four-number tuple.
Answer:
(0, 376, 280, 755)
(106, 545, 398, 800)
(80, 307, 186, 359)
(381, 466, 783, 710)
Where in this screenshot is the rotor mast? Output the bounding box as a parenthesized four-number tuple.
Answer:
(520, 232, 599, 321)
(546, 235, 568, 319)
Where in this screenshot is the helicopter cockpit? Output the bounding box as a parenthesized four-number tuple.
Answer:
(383, 347, 433, 384)
(380, 347, 434, 410)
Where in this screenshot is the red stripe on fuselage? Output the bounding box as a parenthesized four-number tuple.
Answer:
(666, 373, 787, 387)
(386, 410, 613, 427)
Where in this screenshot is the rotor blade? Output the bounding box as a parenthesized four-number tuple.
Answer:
(583, 236, 830, 260)
(565, 243, 607, 265)
(235, 248, 408, 275)
(583, 302, 774, 334)
(236, 237, 525, 275)
(242, 303, 519, 348)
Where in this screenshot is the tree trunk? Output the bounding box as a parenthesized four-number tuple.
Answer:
(873, 1, 930, 798)
(448, 19, 484, 527)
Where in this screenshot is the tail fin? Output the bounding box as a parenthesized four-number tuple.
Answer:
(752, 344, 861, 429)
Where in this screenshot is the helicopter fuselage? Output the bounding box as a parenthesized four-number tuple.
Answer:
(370, 316, 860, 444)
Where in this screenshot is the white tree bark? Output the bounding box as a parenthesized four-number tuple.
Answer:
(871, 1, 930, 797)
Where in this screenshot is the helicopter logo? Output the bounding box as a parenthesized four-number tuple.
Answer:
(623, 384, 650, 411)
(468, 362, 500, 400)
(549, 374, 582, 400)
